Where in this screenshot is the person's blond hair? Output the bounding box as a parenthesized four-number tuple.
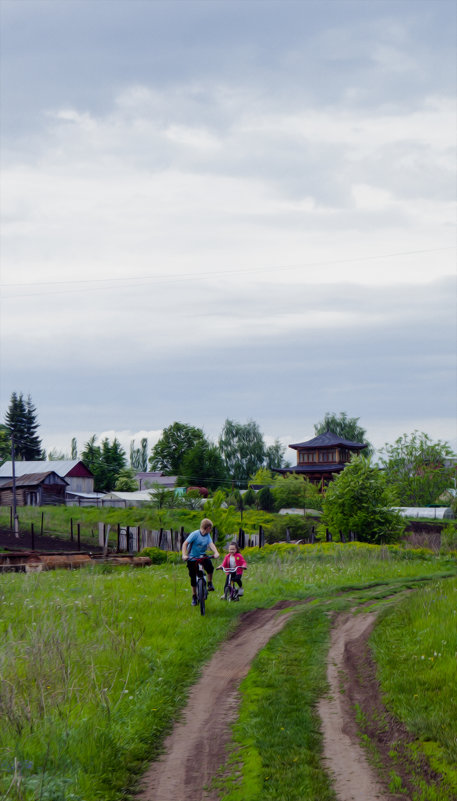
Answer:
(200, 518, 213, 531)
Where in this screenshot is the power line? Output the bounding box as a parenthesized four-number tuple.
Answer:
(1, 246, 454, 298)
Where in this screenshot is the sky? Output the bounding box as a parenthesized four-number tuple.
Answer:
(1, 0, 456, 463)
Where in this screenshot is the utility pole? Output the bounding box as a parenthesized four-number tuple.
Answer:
(11, 433, 19, 537)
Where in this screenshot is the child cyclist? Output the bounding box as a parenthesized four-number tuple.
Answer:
(182, 518, 220, 606)
(216, 541, 247, 598)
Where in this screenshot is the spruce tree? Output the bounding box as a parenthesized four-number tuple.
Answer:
(23, 395, 43, 459)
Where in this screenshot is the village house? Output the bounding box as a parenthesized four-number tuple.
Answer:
(0, 460, 95, 494)
(0, 471, 68, 506)
(273, 430, 367, 488)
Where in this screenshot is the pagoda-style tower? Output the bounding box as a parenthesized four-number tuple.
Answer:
(273, 431, 367, 487)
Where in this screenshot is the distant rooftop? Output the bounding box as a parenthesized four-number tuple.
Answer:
(289, 431, 367, 451)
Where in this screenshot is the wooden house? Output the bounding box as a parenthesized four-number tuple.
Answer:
(273, 431, 367, 488)
(0, 471, 68, 506)
(0, 460, 94, 494)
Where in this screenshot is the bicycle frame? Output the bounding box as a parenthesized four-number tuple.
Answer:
(221, 566, 242, 602)
(190, 555, 214, 616)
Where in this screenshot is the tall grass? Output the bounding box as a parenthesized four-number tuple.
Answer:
(0, 545, 455, 800)
(371, 577, 457, 792)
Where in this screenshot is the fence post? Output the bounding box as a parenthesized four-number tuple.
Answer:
(9, 506, 12, 531)
(31, 522, 35, 550)
(41, 511, 44, 536)
(310, 527, 315, 544)
(180, 526, 185, 549)
(326, 528, 332, 542)
(259, 525, 264, 548)
(77, 523, 81, 551)
(350, 530, 355, 542)
(286, 527, 291, 543)
(70, 518, 74, 542)
(117, 523, 120, 553)
(340, 530, 345, 543)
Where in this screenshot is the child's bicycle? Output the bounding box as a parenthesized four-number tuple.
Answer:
(221, 565, 245, 602)
(191, 555, 215, 616)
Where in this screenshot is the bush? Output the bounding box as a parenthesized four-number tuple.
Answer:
(242, 488, 257, 507)
(258, 486, 274, 512)
(138, 547, 167, 564)
(440, 523, 457, 553)
(264, 515, 315, 543)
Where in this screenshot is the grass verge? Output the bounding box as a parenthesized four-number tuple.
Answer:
(370, 576, 457, 797)
(212, 606, 336, 801)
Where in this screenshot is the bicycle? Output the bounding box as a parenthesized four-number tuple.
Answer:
(191, 555, 215, 616)
(221, 565, 246, 602)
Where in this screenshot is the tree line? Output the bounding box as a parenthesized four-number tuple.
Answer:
(1, 394, 455, 522)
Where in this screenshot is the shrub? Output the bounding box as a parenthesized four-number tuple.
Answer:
(264, 515, 315, 543)
(138, 547, 167, 564)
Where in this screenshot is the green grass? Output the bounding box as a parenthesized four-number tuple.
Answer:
(370, 577, 457, 795)
(0, 544, 455, 800)
(213, 606, 336, 801)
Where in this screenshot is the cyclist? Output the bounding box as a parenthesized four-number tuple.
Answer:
(216, 541, 247, 598)
(182, 518, 220, 606)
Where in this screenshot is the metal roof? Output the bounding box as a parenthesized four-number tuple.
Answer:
(273, 463, 345, 474)
(0, 471, 68, 488)
(288, 431, 367, 450)
(0, 460, 88, 478)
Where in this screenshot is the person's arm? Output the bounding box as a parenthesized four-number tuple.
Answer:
(209, 540, 220, 559)
(182, 539, 189, 560)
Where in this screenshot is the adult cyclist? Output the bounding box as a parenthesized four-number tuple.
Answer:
(182, 518, 220, 606)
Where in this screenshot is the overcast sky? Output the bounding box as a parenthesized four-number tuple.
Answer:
(1, 0, 456, 461)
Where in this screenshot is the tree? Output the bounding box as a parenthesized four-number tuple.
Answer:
(4, 392, 42, 460)
(114, 468, 139, 492)
(219, 419, 266, 486)
(379, 432, 456, 507)
(314, 412, 373, 457)
(71, 438, 78, 459)
(0, 425, 11, 465)
(149, 423, 205, 475)
(48, 449, 68, 460)
(81, 435, 127, 492)
(272, 474, 323, 512)
(257, 485, 275, 512)
(265, 439, 288, 470)
(321, 455, 404, 543)
(178, 440, 228, 490)
(249, 467, 274, 487)
(130, 438, 149, 471)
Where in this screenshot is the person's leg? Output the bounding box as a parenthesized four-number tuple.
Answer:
(203, 557, 215, 590)
(187, 562, 198, 603)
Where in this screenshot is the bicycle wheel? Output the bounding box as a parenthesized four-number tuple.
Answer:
(197, 577, 206, 616)
(224, 582, 231, 602)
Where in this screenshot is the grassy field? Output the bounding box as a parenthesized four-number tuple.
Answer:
(371, 576, 457, 796)
(0, 544, 456, 800)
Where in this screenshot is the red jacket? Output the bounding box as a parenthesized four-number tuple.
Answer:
(219, 552, 247, 576)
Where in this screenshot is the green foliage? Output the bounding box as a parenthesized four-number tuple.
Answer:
(322, 454, 404, 543)
(219, 418, 266, 486)
(272, 473, 323, 512)
(0, 423, 11, 464)
(264, 514, 314, 543)
(314, 411, 373, 456)
(4, 392, 43, 460)
(71, 437, 78, 459)
(178, 440, 228, 490)
(137, 546, 167, 563)
(258, 486, 275, 512)
(371, 578, 457, 794)
(379, 431, 456, 506)
(264, 438, 287, 469)
(147, 484, 182, 509)
(180, 489, 204, 510)
(249, 467, 273, 487)
(440, 523, 457, 553)
(130, 437, 149, 471)
(81, 435, 127, 492)
(242, 488, 257, 507)
(149, 422, 205, 475)
(114, 468, 138, 492)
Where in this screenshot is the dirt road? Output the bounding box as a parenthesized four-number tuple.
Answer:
(137, 603, 297, 801)
(319, 612, 391, 801)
